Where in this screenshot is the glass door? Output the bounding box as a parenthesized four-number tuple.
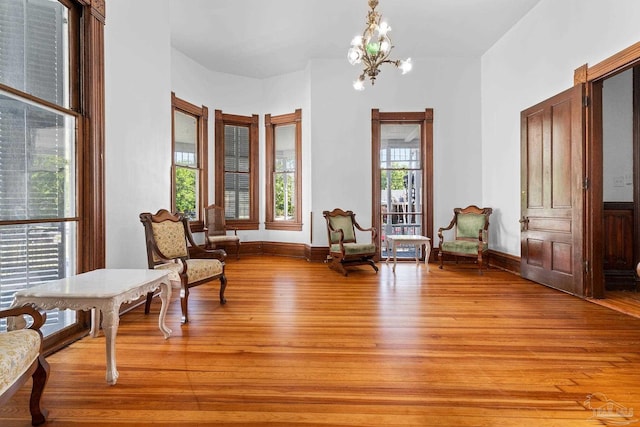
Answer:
(380, 124, 423, 259)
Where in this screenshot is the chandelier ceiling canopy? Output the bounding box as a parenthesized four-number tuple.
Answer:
(347, 0, 412, 90)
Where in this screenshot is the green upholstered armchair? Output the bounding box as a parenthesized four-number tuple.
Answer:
(323, 208, 378, 276)
(438, 205, 493, 272)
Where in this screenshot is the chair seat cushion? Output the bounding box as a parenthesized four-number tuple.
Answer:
(155, 259, 223, 284)
(330, 243, 376, 256)
(441, 240, 487, 255)
(0, 329, 41, 395)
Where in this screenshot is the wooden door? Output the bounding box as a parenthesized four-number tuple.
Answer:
(520, 85, 586, 296)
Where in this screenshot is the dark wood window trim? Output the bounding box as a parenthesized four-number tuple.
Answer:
(214, 110, 259, 230)
(171, 92, 208, 232)
(371, 109, 434, 261)
(265, 109, 302, 231)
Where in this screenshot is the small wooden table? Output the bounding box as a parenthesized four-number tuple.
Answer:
(11, 269, 172, 385)
(385, 235, 431, 273)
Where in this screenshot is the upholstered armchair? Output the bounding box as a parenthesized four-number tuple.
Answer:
(0, 305, 49, 426)
(438, 205, 493, 272)
(140, 209, 227, 323)
(323, 208, 378, 276)
(204, 204, 240, 259)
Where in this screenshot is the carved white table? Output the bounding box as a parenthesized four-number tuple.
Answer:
(385, 235, 431, 273)
(11, 269, 172, 385)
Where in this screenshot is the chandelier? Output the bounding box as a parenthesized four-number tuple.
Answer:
(347, 0, 412, 90)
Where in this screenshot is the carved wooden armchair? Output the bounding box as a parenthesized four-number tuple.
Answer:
(438, 205, 492, 272)
(204, 204, 240, 259)
(0, 305, 49, 426)
(140, 209, 227, 323)
(323, 208, 378, 276)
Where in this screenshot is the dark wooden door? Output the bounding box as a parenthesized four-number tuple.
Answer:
(520, 85, 586, 296)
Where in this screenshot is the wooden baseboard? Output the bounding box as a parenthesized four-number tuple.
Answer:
(209, 243, 521, 275)
(488, 250, 520, 275)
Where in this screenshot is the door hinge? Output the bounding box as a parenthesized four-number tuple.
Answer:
(583, 177, 589, 190)
(583, 95, 590, 107)
(583, 260, 590, 275)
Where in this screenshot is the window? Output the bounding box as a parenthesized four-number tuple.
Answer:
(0, 0, 106, 343)
(265, 109, 302, 230)
(171, 93, 208, 230)
(214, 110, 259, 229)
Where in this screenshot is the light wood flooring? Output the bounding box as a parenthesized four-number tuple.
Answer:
(3, 256, 640, 426)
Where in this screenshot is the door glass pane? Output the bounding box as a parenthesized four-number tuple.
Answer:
(380, 124, 423, 259)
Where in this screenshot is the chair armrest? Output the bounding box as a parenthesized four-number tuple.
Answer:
(189, 245, 227, 261)
(0, 305, 46, 332)
(353, 223, 378, 241)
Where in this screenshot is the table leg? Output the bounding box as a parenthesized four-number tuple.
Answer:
(90, 308, 100, 338)
(385, 238, 390, 265)
(101, 306, 120, 385)
(158, 281, 172, 339)
(392, 241, 398, 272)
(425, 241, 431, 271)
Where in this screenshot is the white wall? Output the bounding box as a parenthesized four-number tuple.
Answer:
(603, 69, 633, 202)
(104, 0, 172, 269)
(481, 0, 640, 255)
(308, 57, 483, 246)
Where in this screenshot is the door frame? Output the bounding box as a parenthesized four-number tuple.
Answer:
(371, 109, 434, 261)
(577, 41, 640, 298)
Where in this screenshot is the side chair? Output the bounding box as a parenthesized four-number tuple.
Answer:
(140, 209, 227, 323)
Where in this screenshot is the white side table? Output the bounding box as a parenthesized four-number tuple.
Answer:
(11, 269, 172, 385)
(385, 235, 431, 273)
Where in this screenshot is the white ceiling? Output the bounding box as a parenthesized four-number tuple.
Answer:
(169, 0, 542, 79)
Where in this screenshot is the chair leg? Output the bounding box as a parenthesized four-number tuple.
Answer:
(328, 258, 348, 276)
(367, 259, 379, 273)
(30, 355, 49, 426)
(438, 250, 444, 269)
(219, 274, 227, 304)
(180, 284, 189, 324)
(235, 241, 240, 260)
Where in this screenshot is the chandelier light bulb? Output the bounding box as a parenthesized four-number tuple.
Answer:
(353, 78, 366, 91)
(348, 47, 363, 65)
(399, 58, 413, 74)
(379, 21, 390, 35)
(351, 35, 363, 46)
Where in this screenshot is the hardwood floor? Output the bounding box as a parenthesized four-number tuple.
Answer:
(3, 256, 640, 426)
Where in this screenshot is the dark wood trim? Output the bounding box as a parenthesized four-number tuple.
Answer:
(585, 41, 640, 82)
(214, 110, 259, 230)
(81, 0, 106, 273)
(487, 250, 521, 276)
(265, 109, 303, 231)
(371, 109, 434, 262)
(634, 67, 640, 281)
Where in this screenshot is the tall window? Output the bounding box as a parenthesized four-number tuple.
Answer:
(214, 110, 259, 229)
(171, 93, 208, 230)
(0, 0, 106, 343)
(265, 109, 302, 231)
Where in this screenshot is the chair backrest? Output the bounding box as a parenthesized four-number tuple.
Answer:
(454, 206, 492, 240)
(323, 209, 357, 244)
(204, 204, 226, 237)
(140, 209, 189, 267)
